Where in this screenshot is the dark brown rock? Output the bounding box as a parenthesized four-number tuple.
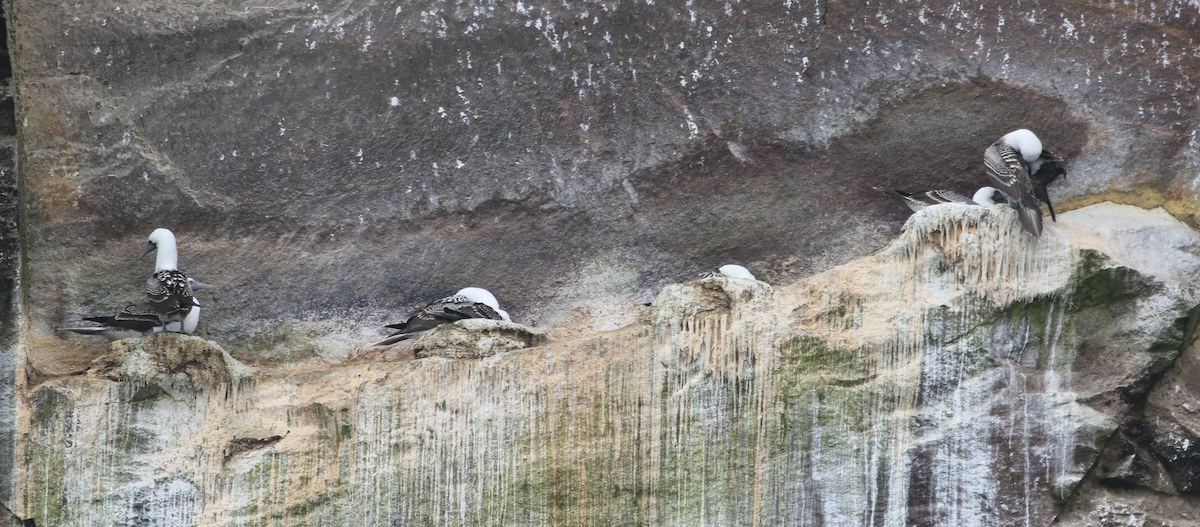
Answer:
(9, 0, 1198, 367)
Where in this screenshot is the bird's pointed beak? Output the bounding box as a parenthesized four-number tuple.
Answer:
(138, 241, 157, 259)
(189, 280, 214, 290)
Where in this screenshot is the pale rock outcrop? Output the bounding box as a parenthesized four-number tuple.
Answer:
(11, 202, 1200, 526)
(411, 319, 548, 359)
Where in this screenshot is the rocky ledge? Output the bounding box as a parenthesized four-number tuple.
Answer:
(10, 202, 1200, 526)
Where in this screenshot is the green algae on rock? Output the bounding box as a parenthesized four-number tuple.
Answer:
(13, 203, 1200, 526)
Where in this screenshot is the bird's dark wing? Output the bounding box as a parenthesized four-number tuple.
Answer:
(85, 304, 162, 331)
(1031, 149, 1067, 186)
(984, 143, 1032, 200)
(69, 304, 161, 334)
(875, 187, 976, 214)
(1031, 149, 1067, 221)
(444, 303, 503, 321)
(385, 311, 443, 335)
(113, 303, 163, 322)
(1032, 186, 1057, 221)
(379, 294, 473, 340)
(148, 270, 195, 322)
(923, 189, 974, 204)
(985, 142, 1043, 237)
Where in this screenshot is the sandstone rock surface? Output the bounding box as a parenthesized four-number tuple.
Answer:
(10, 203, 1200, 526)
(5, 0, 1200, 524)
(411, 318, 548, 359)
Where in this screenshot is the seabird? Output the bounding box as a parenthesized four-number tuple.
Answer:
(140, 228, 198, 329)
(875, 186, 1006, 213)
(984, 129, 1062, 237)
(62, 278, 212, 337)
(375, 287, 511, 346)
(698, 264, 757, 280)
(972, 186, 1007, 206)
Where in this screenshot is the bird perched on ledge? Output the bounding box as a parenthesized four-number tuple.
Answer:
(642, 264, 762, 306)
(62, 278, 212, 338)
(375, 287, 511, 346)
(140, 228, 199, 330)
(699, 264, 757, 281)
(875, 186, 1006, 213)
(984, 129, 1066, 237)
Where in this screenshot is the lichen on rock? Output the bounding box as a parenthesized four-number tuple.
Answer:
(87, 333, 251, 391)
(12, 203, 1200, 526)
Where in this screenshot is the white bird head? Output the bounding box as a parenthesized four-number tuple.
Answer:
(496, 309, 512, 322)
(457, 287, 501, 311)
(140, 228, 179, 272)
(1002, 129, 1043, 163)
(972, 187, 1003, 206)
(718, 264, 756, 280)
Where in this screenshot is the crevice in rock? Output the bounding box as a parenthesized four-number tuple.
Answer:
(223, 434, 284, 465)
(1058, 302, 1200, 517)
(2, 501, 34, 527)
(0, 3, 13, 136)
(0, 3, 17, 523)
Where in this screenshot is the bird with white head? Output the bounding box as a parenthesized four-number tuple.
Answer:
(375, 287, 511, 346)
(984, 129, 1067, 237)
(61, 277, 213, 338)
(139, 228, 199, 330)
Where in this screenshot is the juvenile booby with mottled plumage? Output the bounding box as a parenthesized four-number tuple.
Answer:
(984, 129, 1066, 237)
(375, 287, 511, 346)
(61, 278, 212, 338)
(875, 186, 1006, 213)
(140, 228, 199, 329)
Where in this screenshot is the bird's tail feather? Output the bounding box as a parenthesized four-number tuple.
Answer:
(374, 333, 416, 346)
(1033, 186, 1057, 222)
(1017, 202, 1044, 238)
(61, 327, 109, 335)
(873, 187, 923, 212)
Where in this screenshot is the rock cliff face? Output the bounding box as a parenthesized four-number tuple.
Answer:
(5, 0, 1200, 525)
(6, 0, 1198, 366)
(10, 203, 1200, 526)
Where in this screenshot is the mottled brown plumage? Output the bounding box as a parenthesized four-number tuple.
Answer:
(984, 139, 1044, 237)
(147, 269, 195, 325)
(375, 288, 508, 346)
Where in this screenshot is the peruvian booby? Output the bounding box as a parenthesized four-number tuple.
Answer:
(875, 186, 1006, 213)
(140, 228, 198, 329)
(375, 287, 511, 346)
(984, 129, 1060, 237)
(699, 264, 757, 280)
(62, 278, 212, 338)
